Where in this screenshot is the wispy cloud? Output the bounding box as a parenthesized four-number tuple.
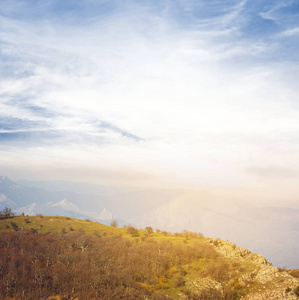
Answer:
(279, 27, 299, 37)
(1, 0, 299, 190)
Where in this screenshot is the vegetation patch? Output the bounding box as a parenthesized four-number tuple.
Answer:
(0, 212, 299, 299)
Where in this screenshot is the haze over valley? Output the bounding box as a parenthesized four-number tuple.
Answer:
(1, 0, 299, 280)
(1, 175, 298, 269)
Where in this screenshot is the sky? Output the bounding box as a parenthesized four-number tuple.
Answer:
(1, 0, 299, 202)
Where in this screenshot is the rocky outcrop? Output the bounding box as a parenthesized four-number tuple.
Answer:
(243, 266, 299, 299)
(186, 277, 223, 293)
(206, 238, 299, 300)
(254, 266, 298, 285)
(209, 238, 270, 265)
(243, 288, 299, 300)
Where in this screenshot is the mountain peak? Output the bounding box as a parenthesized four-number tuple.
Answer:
(51, 198, 80, 213)
(16, 203, 37, 216)
(0, 176, 22, 190)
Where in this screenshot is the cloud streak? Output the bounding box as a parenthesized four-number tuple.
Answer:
(1, 0, 299, 192)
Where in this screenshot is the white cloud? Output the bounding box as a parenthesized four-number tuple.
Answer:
(1, 0, 299, 194)
(279, 27, 299, 37)
(259, 1, 294, 23)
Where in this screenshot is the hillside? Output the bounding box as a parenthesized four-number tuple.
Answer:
(1, 215, 299, 299)
(1, 176, 299, 269)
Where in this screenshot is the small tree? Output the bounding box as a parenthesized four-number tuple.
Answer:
(73, 234, 92, 252)
(110, 219, 118, 227)
(126, 225, 139, 237)
(0, 207, 14, 219)
(145, 226, 153, 235)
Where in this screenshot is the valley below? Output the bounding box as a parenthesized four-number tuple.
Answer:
(1, 176, 298, 269)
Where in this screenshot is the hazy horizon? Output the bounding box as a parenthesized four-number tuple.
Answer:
(1, 0, 299, 206)
(1, 174, 299, 268)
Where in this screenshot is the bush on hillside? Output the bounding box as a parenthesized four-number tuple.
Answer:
(110, 219, 118, 227)
(126, 225, 139, 237)
(0, 227, 219, 300)
(0, 207, 15, 219)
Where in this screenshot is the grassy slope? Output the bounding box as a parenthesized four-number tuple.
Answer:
(1, 215, 123, 236)
(0, 215, 197, 244)
(1, 216, 298, 299)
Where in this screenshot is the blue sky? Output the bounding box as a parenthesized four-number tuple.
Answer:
(1, 0, 299, 201)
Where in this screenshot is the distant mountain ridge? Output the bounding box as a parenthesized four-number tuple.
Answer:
(1, 175, 299, 269)
(0, 175, 117, 225)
